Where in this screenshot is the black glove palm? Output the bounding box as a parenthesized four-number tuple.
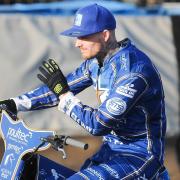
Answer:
(37, 59, 69, 97)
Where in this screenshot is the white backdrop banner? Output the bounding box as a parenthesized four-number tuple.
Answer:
(0, 14, 179, 137)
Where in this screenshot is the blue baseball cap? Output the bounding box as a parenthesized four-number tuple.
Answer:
(60, 4, 116, 37)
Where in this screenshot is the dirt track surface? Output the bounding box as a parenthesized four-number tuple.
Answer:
(0, 136, 180, 179)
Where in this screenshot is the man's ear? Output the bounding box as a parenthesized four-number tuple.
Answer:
(102, 30, 111, 42)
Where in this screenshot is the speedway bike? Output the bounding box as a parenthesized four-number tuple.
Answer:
(0, 110, 88, 180)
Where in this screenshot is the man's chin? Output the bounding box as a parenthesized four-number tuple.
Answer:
(82, 55, 96, 60)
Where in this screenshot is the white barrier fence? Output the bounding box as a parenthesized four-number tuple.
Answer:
(0, 14, 179, 137)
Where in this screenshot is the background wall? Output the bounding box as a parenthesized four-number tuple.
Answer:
(0, 14, 179, 136)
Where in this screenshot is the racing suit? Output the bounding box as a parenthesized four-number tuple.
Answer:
(12, 39, 168, 179)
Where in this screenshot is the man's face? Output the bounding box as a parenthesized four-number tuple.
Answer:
(75, 32, 106, 60)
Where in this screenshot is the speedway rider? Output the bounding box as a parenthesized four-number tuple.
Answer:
(0, 4, 169, 179)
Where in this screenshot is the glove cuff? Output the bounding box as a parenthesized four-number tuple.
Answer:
(58, 92, 80, 116)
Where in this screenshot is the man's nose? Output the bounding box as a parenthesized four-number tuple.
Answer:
(75, 39, 82, 48)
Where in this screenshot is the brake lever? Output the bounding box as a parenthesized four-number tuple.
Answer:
(57, 147, 67, 159)
(41, 136, 67, 159)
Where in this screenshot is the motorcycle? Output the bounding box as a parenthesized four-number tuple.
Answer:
(0, 110, 88, 180)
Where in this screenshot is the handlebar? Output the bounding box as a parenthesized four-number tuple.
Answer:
(41, 135, 88, 150)
(41, 135, 88, 159)
(64, 136, 88, 150)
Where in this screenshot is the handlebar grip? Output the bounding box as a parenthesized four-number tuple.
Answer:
(65, 137, 88, 150)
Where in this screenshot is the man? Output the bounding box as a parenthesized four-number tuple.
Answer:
(0, 3, 169, 179)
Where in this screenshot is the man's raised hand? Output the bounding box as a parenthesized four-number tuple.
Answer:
(37, 59, 69, 97)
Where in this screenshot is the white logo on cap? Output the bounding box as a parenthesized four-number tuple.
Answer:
(74, 14, 82, 26)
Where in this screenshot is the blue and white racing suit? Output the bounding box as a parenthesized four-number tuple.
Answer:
(12, 39, 169, 179)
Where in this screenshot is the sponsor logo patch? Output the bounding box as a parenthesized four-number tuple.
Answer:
(7, 127, 32, 143)
(54, 83, 62, 94)
(116, 83, 137, 98)
(86, 168, 104, 180)
(121, 53, 128, 70)
(106, 97, 126, 115)
(100, 164, 119, 179)
(4, 153, 15, 167)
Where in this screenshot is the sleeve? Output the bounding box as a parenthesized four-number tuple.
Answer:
(12, 85, 58, 111)
(12, 61, 93, 112)
(67, 60, 93, 95)
(58, 73, 149, 136)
